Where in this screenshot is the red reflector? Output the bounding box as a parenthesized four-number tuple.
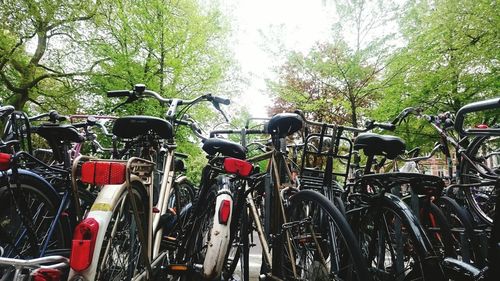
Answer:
(32, 268, 62, 281)
(0, 153, 11, 171)
(223, 158, 253, 177)
(70, 218, 99, 272)
(476, 124, 488, 129)
(81, 161, 126, 185)
(218, 199, 231, 225)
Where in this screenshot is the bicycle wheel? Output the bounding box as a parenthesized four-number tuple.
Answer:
(94, 183, 149, 281)
(405, 198, 455, 259)
(461, 135, 499, 225)
(435, 196, 484, 265)
(281, 189, 370, 281)
(349, 193, 445, 281)
(0, 172, 67, 259)
(175, 187, 217, 281)
(168, 181, 195, 214)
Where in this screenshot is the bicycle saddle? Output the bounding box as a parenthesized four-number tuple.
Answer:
(202, 138, 246, 159)
(354, 133, 405, 159)
(113, 116, 173, 139)
(36, 124, 85, 144)
(267, 113, 303, 138)
(36, 124, 84, 162)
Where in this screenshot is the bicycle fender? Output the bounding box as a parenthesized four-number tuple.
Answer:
(2, 169, 60, 200)
(174, 175, 188, 184)
(68, 182, 126, 281)
(382, 193, 433, 257)
(203, 180, 232, 279)
(442, 257, 480, 281)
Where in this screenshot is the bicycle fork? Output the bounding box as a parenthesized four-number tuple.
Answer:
(201, 176, 233, 279)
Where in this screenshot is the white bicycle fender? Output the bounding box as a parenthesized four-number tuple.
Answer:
(68, 183, 126, 281)
(202, 192, 232, 279)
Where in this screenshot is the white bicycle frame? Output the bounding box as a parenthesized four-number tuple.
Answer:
(0, 255, 68, 281)
(68, 155, 167, 281)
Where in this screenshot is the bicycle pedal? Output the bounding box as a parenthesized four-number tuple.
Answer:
(164, 264, 189, 273)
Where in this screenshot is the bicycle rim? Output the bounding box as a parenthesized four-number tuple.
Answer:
(282, 190, 369, 281)
(462, 135, 499, 225)
(0, 181, 65, 259)
(95, 187, 148, 281)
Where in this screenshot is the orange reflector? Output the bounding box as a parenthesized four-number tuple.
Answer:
(169, 265, 188, 271)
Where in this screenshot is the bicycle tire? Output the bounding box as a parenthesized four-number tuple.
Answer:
(281, 189, 370, 281)
(94, 182, 149, 281)
(348, 193, 446, 281)
(435, 195, 484, 266)
(420, 200, 456, 258)
(175, 187, 217, 281)
(169, 181, 195, 214)
(403, 196, 456, 259)
(0, 172, 67, 259)
(461, 135, 499, 225)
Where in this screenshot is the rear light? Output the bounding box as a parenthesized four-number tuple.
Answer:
(70, 218, 99, 272)
(81, 161, 126, 185)
(218, 199, 231, 225)
(0, 153, 11, 171)
(32, 268, 62, 281)
(223, 158, 253, 177)
(476, 124, 488, 129)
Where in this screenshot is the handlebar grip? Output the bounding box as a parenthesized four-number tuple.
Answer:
(213, 96, 230, 105)
(375, 122, 396, 131)
(107, 90, 131, 98)
(455, 97, 500, 136)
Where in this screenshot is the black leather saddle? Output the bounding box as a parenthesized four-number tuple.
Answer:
(202, 138, 246, 159)
(354, 133, 406, 159)
(35, 124, 84, 162)
(267, 113, 303, 138)
(113, 116, 173, 139)
(36, 124, 84, 144)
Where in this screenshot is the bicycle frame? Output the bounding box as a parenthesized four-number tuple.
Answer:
(68, 157, 155, 281)
(0, 255, 68, 281)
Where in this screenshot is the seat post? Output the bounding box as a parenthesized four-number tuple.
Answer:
(364, 154, 374, 174)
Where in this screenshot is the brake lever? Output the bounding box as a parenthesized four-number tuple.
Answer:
(111, 95, 138, 112)
(212, 101, 229, 122)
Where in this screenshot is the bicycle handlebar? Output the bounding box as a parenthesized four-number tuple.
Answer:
(106, 84, 229, 107)
(455, 97, 500, 136)
(295, 109, 394, 133)
(398, 144, 442, 162)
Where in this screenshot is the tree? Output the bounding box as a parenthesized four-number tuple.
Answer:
(268, 0, 402, 128)
(0, 0, 100, 111)
(375, 0, 499, 117)
(86, 0, 235, 183)
(370, 0, 499, 150)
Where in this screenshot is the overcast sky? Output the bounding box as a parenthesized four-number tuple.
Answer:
(221, 0, 338, 117)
